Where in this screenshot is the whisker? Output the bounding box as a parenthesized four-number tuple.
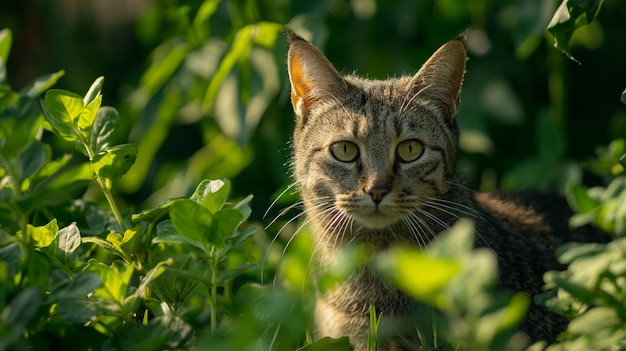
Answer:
(263, 181, 299, 220)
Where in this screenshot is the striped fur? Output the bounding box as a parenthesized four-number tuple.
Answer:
(286, 31, 608, 350)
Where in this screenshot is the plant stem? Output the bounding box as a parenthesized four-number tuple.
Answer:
(95, 175, 127, 232)
(209, 246, 219, 334)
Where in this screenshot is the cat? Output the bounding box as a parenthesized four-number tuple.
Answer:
(285, 30, 609, 350)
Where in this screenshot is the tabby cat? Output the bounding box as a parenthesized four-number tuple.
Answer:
(285, 30, 608, 350)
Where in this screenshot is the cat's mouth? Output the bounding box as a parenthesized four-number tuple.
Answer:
(353, 208, 401, 229)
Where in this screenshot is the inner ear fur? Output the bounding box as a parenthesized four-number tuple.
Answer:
(286, 30, 345, 124)
(406, 34, 467, 119)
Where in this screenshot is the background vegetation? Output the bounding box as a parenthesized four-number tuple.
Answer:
(0, 0, 625, 350)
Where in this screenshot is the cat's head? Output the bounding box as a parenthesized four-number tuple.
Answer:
(287, 31, 466, 239)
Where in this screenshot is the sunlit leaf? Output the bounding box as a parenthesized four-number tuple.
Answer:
(30, 223, 55, 248)
(83, 76, 104, 105)
(77, 94, 101, 136)
(0, 28, 11, 64)
(19, 70, 65, 98)
(42, 89, 84, 142)
(190, 178, 230, 213)
(377, 248, 459, 305)
(56, 222, 81, 265)
(89, 261, 133, 304)
(90, 106, 120, 154)
(92, 144, 138, 181)
(0, 29, 11, 83)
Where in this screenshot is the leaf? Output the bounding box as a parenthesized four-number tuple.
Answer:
(19, 70, 65, 98)
(88, 261, 133, 304)
(621, 88, 626, 104)
(547, 0, 604, 63)
(83, 76, 104, 105)
(77, 94, 102, 136)
(42, 89, 84, 142)
(212, 209, 244, 246)
(91, 144, 138, 181)
(134, 260, 170, 299)
(18, 141, 49, 182)
(1, 287, 42, 329)
(132, 198, 181, 223)
(0, 29, 10, 84)
(296, 336, 352, 351)
(377, 248, 459, 305)
(90, 106, 120, 154)
(0, 28, 11, 64)
(82, 236, 127, 260)
(191, 178, 231, 213)
(30, 223, 55, 249)
(170, 199, 214, 249)
(566, 181, 601, 214)
(50, 271, 102, 300)
(55, 223, 81, 265)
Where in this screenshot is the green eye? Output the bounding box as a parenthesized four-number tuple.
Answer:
(330, 141, 359, 162)
(396, 139, 424, 162)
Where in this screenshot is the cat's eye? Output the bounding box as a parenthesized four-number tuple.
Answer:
(330, 141, 359, 162)
(396, 139, 424, 162)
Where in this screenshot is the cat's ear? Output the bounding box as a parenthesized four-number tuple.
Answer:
(407, 33, 467, 119)
(287, 30, 344, 124)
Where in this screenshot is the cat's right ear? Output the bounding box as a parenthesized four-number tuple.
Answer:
(287, 30, 344, 125)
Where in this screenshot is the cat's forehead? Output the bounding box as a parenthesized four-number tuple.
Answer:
(321, 78, 442, 139)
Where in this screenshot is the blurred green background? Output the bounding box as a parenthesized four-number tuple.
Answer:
(1, 0, 625, 222)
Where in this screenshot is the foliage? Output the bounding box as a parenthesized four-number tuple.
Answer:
(0, 0, 625, 350)
(540, 138, 626, 351)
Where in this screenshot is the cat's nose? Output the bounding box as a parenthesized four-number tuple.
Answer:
(366, 184, 390, 203)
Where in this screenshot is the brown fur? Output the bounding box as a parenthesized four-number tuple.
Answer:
(285, 31, 609, 350)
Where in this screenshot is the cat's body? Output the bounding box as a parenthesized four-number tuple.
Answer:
(285, 31, 609, 350)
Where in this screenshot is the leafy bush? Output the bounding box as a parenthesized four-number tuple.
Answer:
(1, 0, 626, 350)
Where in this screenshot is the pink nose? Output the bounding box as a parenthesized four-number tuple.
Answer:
(366, 185, 390, 203)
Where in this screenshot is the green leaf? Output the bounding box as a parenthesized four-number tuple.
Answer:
(296, 336, 352, 351)
(1, 287, 42, 334)
(90, 106, 120, 154)
(88, 261, 133, 304)
(621, 88, 626, 104)
(547, 0, 604, 63)
(132, 198, 181, 223)
(19, 70, 65, 98)
(191, 178, 230, 213)
(0, 29, 11, 84)
(377, 248, 459, 305)
(0, 28, 11, 64)
(83, 76, 104, 105)
(92, 144, 138, 181)
(170, 199, 214, 249)
(42, 89, 84, 142)
(566, 181, 602, 215)
(30, 222, 55, 249)
(82, 236, 127, 260)
(154, 220, 190, 246)
(55, 223, 81, 265)
(19, 141, 49, 182)
(77, 94, 102, 136)
(212, 209, 244, 246)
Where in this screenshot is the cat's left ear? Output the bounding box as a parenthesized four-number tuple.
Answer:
(286, 30, 345, 125)
(408, 33, 467, 120)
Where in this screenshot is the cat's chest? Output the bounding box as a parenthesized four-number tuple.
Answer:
(322, 265, 413, 316)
